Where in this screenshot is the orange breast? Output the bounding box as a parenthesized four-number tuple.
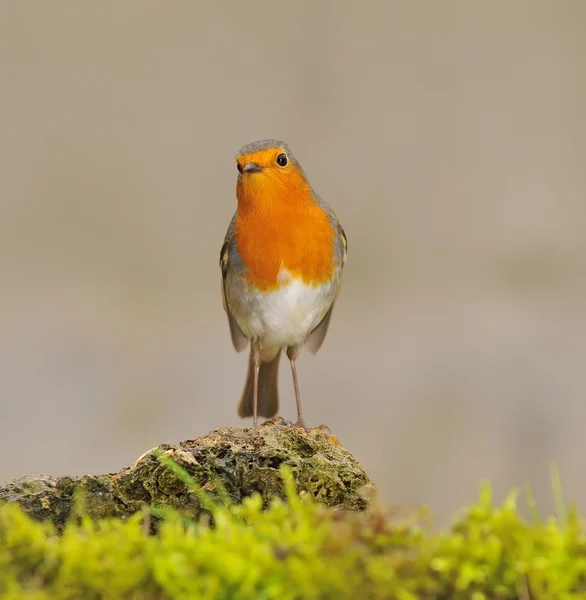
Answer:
(234, 203, 335, 292)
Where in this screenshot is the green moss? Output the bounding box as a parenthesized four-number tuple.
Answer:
(2, 470, 586, 599)
(1, 427, 584, 598)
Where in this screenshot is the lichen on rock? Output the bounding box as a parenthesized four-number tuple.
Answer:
(0, 419, 373, 530)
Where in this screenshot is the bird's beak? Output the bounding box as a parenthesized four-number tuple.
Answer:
(242, 162, 262, 174)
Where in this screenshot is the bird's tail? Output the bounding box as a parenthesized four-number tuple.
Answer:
(238, 349, 281, 418)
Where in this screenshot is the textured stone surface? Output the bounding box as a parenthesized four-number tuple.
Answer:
(0, 419, 373, 530)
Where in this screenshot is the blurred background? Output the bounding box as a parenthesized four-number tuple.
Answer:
(1, 1, 585, 522)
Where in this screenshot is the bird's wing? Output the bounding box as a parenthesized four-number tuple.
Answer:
(313, 192, 347, 266)
(220, 218, 248, 352)
(305, 217, 347, 355)
(305, 302, 335, 354)
(335, 220, 347, 266)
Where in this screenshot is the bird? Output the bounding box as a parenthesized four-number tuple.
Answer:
(220, 139, 347, 428)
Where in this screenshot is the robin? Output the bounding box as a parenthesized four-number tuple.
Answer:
(220, 140, 347, 428)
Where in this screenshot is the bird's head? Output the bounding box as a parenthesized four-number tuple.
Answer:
(235, 139, 312, 209)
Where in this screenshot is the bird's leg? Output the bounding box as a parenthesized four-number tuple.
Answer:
(252, 342, 261, 428)
(287, 345, 305, 428)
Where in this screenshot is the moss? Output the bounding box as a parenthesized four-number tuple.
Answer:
(0, 421, 372, 531)
(2, 424, 585, 598)
(1, 473, 586, 599)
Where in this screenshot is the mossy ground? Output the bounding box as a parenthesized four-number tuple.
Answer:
(1, 423, 585, 599)
(2, 473, 585, 599)
(0, 421, 371, 531)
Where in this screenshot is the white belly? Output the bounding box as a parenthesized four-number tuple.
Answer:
(225, 268, 340, 351)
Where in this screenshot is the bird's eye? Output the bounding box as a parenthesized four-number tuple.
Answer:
(276, 153, 288, 167)
(237, 162, 243, 173)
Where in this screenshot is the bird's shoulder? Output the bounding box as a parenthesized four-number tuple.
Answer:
(313, 192, 347, 266)
(220, 213, 238, 280)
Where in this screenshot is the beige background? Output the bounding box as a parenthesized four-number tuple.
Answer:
(1, 1, 585, 522)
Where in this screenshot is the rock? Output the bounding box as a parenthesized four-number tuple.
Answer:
(0, 419, 373, 531)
